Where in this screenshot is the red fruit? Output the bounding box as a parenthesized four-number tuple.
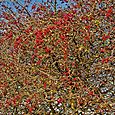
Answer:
(105, 8, 112, 17)
(84, 36, 90, 41)
(66, 68, 69, 72)
(35, 39, 44, 45)
(102, 58, 109, 63)
(29, 107, 33, 113)
(106, 13, 111, 17)
(100, 48, 105, 53)
(6, 100, 11, 108)
(37, 56, 43, 59)
(44, 82, 47, 89)
(26, 99, 31, 104)
(60, 35, 66, 41)
(107, 8, 112, 14)
(32, 5, 36, 9)
(73, 78, 77, 81)
(85, 25, 91, 30)
(8, 31, 13, 39)
(14, 42, 19, 49)
(45, 47, 51, 53)
(63, 72, 69, 76)
(12, 99, 16, 106)
(39, 45, 43, 48)
(15, 95, 21, 100)
(75, 83, 78, 88)
(36, 60, 42, 65)
(88, 91, 94, 96)
(57, 98, 63, 103)
(31, 55, 35, 60)
(102, 34, 110, 41)
(64, 0, 68, 2)
(2, 5, 7, 8)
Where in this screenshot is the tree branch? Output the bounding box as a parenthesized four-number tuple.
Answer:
(14, 0, 31, 17)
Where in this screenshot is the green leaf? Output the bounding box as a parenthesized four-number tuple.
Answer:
(69, 56, 74, 60)
(72, 76, 76, 78)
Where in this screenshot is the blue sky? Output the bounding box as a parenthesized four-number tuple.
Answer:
(0, 0, 69, 12)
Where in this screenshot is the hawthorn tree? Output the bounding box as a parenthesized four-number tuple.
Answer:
(0, 0, 114, 114)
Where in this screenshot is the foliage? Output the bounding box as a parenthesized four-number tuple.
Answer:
(0, 0, 114, 114)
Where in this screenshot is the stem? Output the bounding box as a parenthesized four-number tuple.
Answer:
(54, 0, 57, 14)
(52, 54, 62, 74)
(14, 0, 31, 17)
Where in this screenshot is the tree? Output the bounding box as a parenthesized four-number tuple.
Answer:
(0, 0, 114, 114)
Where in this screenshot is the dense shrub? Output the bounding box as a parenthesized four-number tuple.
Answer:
(0, 0, 114, 114)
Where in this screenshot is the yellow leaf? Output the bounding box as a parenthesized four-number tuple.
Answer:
(71, 102, 74, 109)
(95, 20, 100, 26)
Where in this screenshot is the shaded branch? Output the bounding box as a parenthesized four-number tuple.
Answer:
(14, 0, 31, 17)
